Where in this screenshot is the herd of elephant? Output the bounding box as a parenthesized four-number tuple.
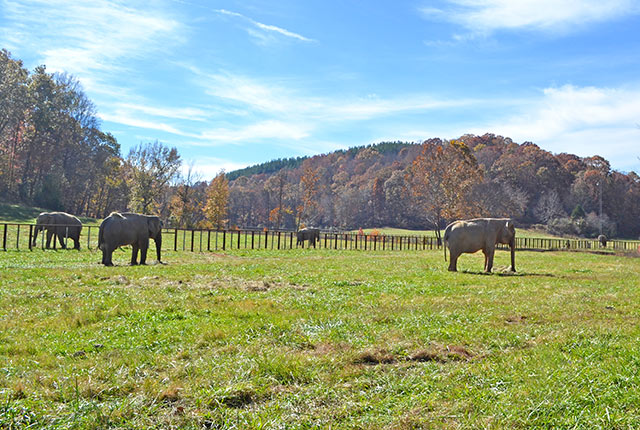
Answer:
(33, 211, 162, 266)
(32, 213, 610, 273)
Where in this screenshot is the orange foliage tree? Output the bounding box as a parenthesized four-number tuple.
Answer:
(409, 139, 483, 242)
(203, 171, 229, 229)
(296, 165, 320, 229)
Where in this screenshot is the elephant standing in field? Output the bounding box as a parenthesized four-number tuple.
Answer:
(98, 212, 163, 266)
(297, 228, 320, 248)
(598, 234, 607, 248)
(444, 218, 516, 273)
(32, 211, 82, 250)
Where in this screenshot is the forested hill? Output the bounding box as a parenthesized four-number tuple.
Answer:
(226, 141, 415, 180)
(225, 134, 640, 238)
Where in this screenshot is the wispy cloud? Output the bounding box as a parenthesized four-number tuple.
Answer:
(0, 0, 183, 92)
(474, 84, 640, 171)
(216, 8, 314, 44)
(420, 0, 640, 35)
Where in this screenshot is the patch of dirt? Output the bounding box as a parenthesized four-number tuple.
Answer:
(242, 279, 309, 292)
(219, 389, 257, 408)
(408, 350, 445, 363)
(353, 349, 397, 365)
(409, 344, 474, 363)
(352, 344, 476, 366)
(506, 315, 528, 324)
(159, 386, 182, 403)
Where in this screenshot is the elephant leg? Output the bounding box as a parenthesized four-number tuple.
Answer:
(57, 232, 66, 249)
(131, 244, 139, 265)
(448, 250, 459, 271)
(139, 245, 148, 265)
(139, 238, 149, 265)
(46, 230, 53, 249)
(485, 248, 495, 273)
(73, 237, 80, 250)
(103, 246, 114, 266)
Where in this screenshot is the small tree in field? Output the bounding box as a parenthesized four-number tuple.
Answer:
(296, 165, 320, 229)
(409, 139, 483, 243)
(204, 171, 229, 229)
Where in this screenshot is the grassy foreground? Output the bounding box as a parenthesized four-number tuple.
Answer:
(1, 247, 640, 429)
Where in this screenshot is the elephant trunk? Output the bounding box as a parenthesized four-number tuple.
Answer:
(155, 232, 162, 262)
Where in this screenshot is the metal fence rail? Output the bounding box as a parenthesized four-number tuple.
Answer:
(1, 223, 639, 253)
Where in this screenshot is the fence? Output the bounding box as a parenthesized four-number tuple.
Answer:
(1, 223, 639, 253)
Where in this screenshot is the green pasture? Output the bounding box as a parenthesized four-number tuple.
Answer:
(1, 246, 640, 429)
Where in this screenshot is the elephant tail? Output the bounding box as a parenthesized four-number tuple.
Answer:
(98, 224, 105, 251)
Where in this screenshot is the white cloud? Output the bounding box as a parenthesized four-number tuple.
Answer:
(182, 157, 250, 180)
(0, 0, 183, 100)
(99, 112, 187, 136)
(475, 84, 640, 172)
(216, 9, 314, 44)
(197, 120, 312, 143)
(421, 0, 639, 34)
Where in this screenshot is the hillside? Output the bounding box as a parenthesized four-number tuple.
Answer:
(225, 134, 640, 238)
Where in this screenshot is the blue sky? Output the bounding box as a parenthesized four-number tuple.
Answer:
(2, 0, 640, 178)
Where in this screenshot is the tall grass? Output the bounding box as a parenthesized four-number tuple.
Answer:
(1, 247, 639, 428)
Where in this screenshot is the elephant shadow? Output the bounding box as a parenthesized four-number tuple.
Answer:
(458, 269, 555, 278)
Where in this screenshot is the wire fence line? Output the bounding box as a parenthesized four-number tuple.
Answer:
(2, 223, 640, 254)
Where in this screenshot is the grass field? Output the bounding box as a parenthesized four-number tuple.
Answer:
(2, 246, 640, 429)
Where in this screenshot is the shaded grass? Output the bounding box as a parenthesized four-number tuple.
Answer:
(0, 202, 98, 225)
(1, 247, 640, 428)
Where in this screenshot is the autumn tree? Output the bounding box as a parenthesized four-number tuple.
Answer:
(0, 49, 29, 199)
(169, 165, 203, 228)
(265, 170, 290, 229)
(126, 141, 181, 214)
(409, 139, 483, 242)
(204, 171, 229, 229)
(296, 165, 320, 229)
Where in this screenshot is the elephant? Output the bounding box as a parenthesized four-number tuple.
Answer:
(297, 228, 320, 248)
(598, 234, 607, 248)
(443, 218, 516, 273)
(98, 212, 163, 266)
(32, 211, 82, 250)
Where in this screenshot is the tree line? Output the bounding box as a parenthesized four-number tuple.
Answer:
(225, 136, 640, 239)
(0, 49, 228, 227)
(2, 49, 639, 238)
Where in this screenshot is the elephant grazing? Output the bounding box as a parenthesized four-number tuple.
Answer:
(297, 228, 320, 248)
(444, 218, 516, 273)
(98, 212, 163, 266)
(32, 211, 82, 250)
(598, 234, 607, 248)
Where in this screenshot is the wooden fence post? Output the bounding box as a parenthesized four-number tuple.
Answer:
(174, 228, 178, 251)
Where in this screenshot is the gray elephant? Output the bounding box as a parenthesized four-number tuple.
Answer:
(598, 234, 607, 248)
(297, 228, 320, 248)
(32, 211, 82, 250)
(444, 218, 516, 273)
(98, 212, 163, 266)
